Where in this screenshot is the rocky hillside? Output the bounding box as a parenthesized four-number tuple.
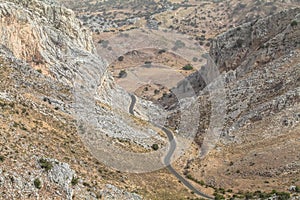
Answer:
(0, 1, 205, 199)
(0, 0, 299, 199)
(0, 0, 160, 199)
(185, 7, 300, 196)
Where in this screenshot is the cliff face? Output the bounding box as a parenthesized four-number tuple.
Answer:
(208, 7, 300, 135)
(0, 0, 101, 81)
(191, 8, 300, 191)
(210, 8, 300, 74)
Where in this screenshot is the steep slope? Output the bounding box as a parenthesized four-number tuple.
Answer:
(184, 8, 300, 196)
(0, 1, 204, 199)
(0, 0, 144, 199)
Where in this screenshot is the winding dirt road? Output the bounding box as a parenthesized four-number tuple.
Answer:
(129, 94, 213, 199)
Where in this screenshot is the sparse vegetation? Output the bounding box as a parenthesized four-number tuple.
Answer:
(38, 158, 53, 172)
(71, 176, 79, 186)
(118, 56, 124, 61)
(296, 186, 300, 193)
(34, 178, 42, 189)
(0, 155, 4, 162)
(118, 69, 127, 78)
(158, 49, 166, 54)
(213, 192, 225, 200)
(151, 143, 159, 150)
(186, 174, 205, 186)
(291, 20, 298, 27)
(182, 64, 193, 70)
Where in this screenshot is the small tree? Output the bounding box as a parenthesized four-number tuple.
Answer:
(182, 64, 193, 70)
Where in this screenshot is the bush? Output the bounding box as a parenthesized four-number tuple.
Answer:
(182, 64, 193, 70)
(39, 158, 53, 172)
(0, 155, 4, 162)
(296, 186, 300, 193)
(34, 178, 42, 189)
(158, 49, 166, 54)
(214, 193, 225, 200)
(186, 174, 193, 179)
(291, 20, 298, 27)
(118, 70, 127, 78)
(71, 177, 79, 186)
(118, 56, 124, 61)
(276, 192, 290, 200)
(151, 144, 159, 150)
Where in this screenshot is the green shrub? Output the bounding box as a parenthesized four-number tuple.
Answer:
(182, 64, 193, 70)
(34, 178, 42, 189)
(214, 193, 225, 200)
(151, 144, 159, 151)
(39, 158, 53, 171)
(0, 155, 4, 162)
(291, 20, 298, 27)
(186, 174, 193, 179)
(219, 188, 226, 194)
(71, 177, 79, 186)
(245, 191, 254, 199)
(296, 186, 300, 193)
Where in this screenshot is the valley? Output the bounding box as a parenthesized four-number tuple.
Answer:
(0, 0, 299, 199)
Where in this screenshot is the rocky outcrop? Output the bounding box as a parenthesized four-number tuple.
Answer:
(210, 8, 300, 74)
(0, 0, 103, 83)
(207, 8, 300, 136)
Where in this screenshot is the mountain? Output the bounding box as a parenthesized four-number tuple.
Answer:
(0, 0, 299, 199)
